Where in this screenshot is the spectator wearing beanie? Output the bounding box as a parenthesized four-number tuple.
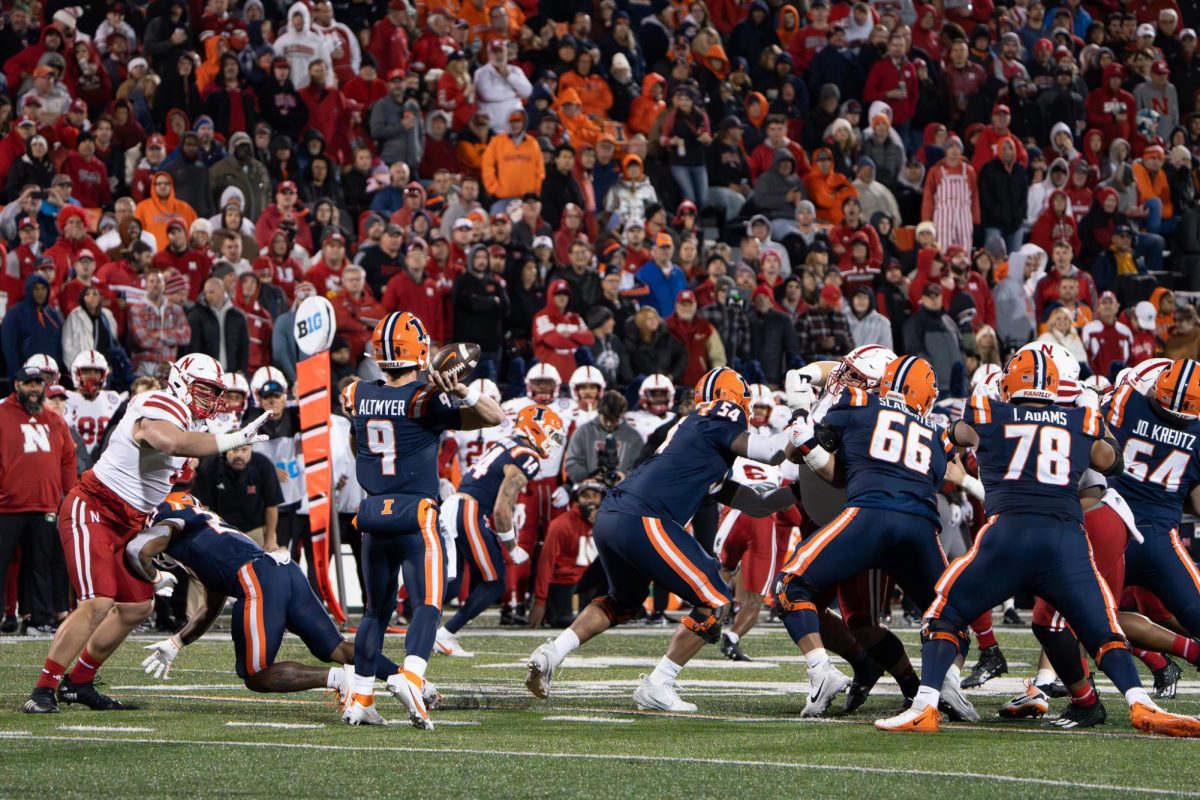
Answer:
(533, 279, 594, 380)
(60, 132, 112, 209)
(164, 132, 215, 218)
(587, 304, 633, 387)
(805, 147, 857, 224)
(2, 274, 62, 378)
(978, 134, 1030, 255)
(209, 131, 271, 221)
(666, 289, 726, 386)
(43, 205, 100, 284)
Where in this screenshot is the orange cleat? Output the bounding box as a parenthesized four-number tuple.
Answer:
(1130, 703, 1200, 737)
(874, 704, 942, 733)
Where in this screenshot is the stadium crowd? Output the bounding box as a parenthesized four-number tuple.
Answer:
(4, 0, 1200, 633)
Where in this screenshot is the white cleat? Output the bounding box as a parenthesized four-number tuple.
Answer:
(334, 664, 355, 712)
(633, 674, 698, 712)
(422, 678, 443, 711)
(940, 671, 981, 722)
(525, 639, 558, 699)
(386, 670, 434, 730)
(435, 627, 475, 658)
(342, 695, 387, 726)
(801, 666, 852, 717)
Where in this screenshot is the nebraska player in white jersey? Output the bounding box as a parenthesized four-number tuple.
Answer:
(64, 351, 123, 452)
(624, 373, 677, 441)
(448, 378, 510, 474)
(568, 366, 605, 429)
(748, 383, 790, 433)
(24, 353, 272, 714)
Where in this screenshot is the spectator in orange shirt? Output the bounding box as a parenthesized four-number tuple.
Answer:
(804, 147, 857, 224)
(558, 51, 614, 119)
(1133, 145, 1176, 236)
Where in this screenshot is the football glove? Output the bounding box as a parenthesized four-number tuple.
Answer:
(787, 415, 815, 448)
(551, 486, 571, 508)
(785, 366, 821, 411)
(215, 412, 271, 454)
(438, 478, 456, 501)
(142, 635, 182, 679)
(509, 544, 530, 565)
(153, 571, 177, 598)
(268, 550, 291, 565)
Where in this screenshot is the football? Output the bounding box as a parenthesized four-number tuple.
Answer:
(430, 341, 481, 382)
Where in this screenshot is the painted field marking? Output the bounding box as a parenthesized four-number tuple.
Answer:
(225, 722, 325, 730)
(543, 715, 632, 724)
(57, 725, 156, 733)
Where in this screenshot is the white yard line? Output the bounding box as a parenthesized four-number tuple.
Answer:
(57, 725, 156, 733)
(543, 715, 632, 724)
(7, 733, 1195, 796)
(225, 722, 325, 730)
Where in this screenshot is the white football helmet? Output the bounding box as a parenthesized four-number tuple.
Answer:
(71, 350, 110, 396)
(251, 366, 289, 399)
(525, 363, 562, 403)
(1117, 357, 1172, 395)
(167, 353, 225, 419)
(222, 371, 251, 414)
(24, 353, 60, 385)
(569, 366, 605, 409)
(970, 364, 1001, 391)
(830, 345, 897, 391)
(1018, 341, 1080, 402)
(1081, 375, 1112, 393)
(748, 383, 775, 428)
(469, 377, 502, 404)
(639, 373, 676, 414)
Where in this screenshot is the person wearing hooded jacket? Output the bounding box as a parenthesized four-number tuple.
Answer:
(1086, 63, 1137, 145)
(1079, 184, 1166, 272)
(752, 148, 804, 222)
(605, 154, 658, 228)
(994, 243, 1043, 348)
(481, 108, 544, 203)
(627, 73, 666, 137)
(273, 2, 334, 90)
(845, 285, 894, 349)
(209, 132, 271, 221)
(978, 134, 1030, 253)
(5, 135, 54, 202)
(1029, 188, 1082, 254)
(43, 206, 101, 286)
(533, 279, 595, 381)
(1, 274, 62, 379)
(134, 171, 197, 250)
(453, 243, 510, 378)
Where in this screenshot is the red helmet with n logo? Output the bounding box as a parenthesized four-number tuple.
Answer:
(694, 367, 751, 414)
(1000, 348, 1059, 402)
(881, 356, 939, 416)
(515, 404, 565, 458)
(372, 312, 430, 369)
(1155, 359, 1200, 420)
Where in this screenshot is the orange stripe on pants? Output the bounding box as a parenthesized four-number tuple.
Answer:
(463, 496, 498, 582)
(927, 515, 998, 620)
(420, 500, 444, 611)
(642, 516, 728, 608)
(781, 507, 859, 575)
(1171, 528, 1200, 597)
(238, 563, 267, 675)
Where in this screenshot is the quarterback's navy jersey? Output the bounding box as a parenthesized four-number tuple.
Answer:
(969, 395, 1103, 524)
(457, 436, 542, 509)
(821, 387, 953, 523)
(151, 502, 263, 597)
(1105, 385, 1200, 532)
(350, 379, 462, 498)
(604, 400, 746, 523)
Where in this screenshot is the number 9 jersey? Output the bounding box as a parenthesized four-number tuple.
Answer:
(820, 387, 953, 523)
(347, 379, 463, 498)
(969, 394, 1103, 525)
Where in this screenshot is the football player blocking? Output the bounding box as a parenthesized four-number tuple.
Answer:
(525, 367, 800, 712)
(24, 354, 274, 714)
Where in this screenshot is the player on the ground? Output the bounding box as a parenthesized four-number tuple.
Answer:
(436, 405, 562, 657)
(875, 350, 1200, 736)
(776, 356, 979, 718)
(23, 353, 271, 714)
(624, 373, 677, 441)
(64, 350, 123, 455)
(129, 493, 435, 708)
(345, 312, 503, 729)
(525, 367, 796, 712)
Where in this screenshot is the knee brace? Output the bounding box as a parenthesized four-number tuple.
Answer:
(921, 617, 964, 653)
(682, 607, 722, 643)
(772, 572, 818, 616)
(590, 594, 639, 626)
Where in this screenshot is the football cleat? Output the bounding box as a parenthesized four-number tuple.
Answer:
(57, 678, 130, 710)
(999, 680, 1050, 719)
(874, 703, 941, 733)
(939, 671, 980, 722)
(720, 633, 752, 662)
(0, 614, 18, 633)
(1035, 677, 1069, 698)
(1130, 701, 1200, 737)
(330, 664, 354, 712)
(633, 675, 697, 712)
(422, 678, 443, 711)
(341, 694, 387, 726)
(1002, 607, 1023, 625)
(22, 687, 59, 714)
(435, 627, 475, 658)
(386, 670, 434, 730)
(801, 666, 852, 718)
(525, 639, 558, 699)
(1152, 656, 1183, 700)
(962, 645, 1008, 689)
(1044, 698, 1106, 729)
(844, 657, 886, 713)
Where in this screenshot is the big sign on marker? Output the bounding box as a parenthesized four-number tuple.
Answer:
(294, 296, 335, 356)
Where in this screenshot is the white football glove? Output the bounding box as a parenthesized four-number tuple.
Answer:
(785, 366, 821, 411)
(438, 477, 456, 501)
(153, 571, 177, 598)
(268, 550, 291, 565)
(1076, 386, 1100, 410)
(142, 635, 182, 680)
(509, 544, 530, 565)
(551, 486, 570, 508)
(215, 412, 272, 453)
(787, 415, 815, 448)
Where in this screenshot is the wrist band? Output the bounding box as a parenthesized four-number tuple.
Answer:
(803, 445, 831, 472)
(495, 528, 515, 542)
(960, 474, 985, 501)
(462, 384, 481, 407)
(170, 634, 184, 650)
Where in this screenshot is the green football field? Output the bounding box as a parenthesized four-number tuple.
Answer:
(2, 620, 1198, 799)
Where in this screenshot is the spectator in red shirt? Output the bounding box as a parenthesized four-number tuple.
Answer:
(748, 114, 811, 182)
(151, 217, 210, 300)
(533, 279, 595, 381)
(59, 249, 100, 317)
(1081, 291, 1133, 379)
(530, 482, 601, 628)
(60, 132, 112, 209)
(381, 237, 445, 341)
(1127, 300, 1163, 365)
(863, 31, 919, 137)
(332, 265, 387, 365)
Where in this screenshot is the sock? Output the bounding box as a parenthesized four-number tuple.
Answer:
(1003, 598, 1015, 611)
(35, 658, 67, 690)
(946, 663, 962, 686)
(975, 626, 998, 651)
(437, 625, 451, 638)
(67, 648, 102, 683)
(1035, 668, 1058, 685)
(914, 685, 941, 710)
(648, 656, 683, 686)
(805, 647, 830, 675)
(1097, 647, 1142, 695)
(326, 668, 340, 689)
(552, 629, 580, 664)
(724, 631, 739, 644)
(1170, 635, 1200, 664)
(354, 673, 375, 697)
(918, 637, 959, 692)
(403, 655, 428, 679)
(375, 655, 401, 681)
(1032, 623, 1084, 686)
(1135, 648, 1169, 671)
(1069, 681, 1098, 707)
(1125, 687, 1153, 707)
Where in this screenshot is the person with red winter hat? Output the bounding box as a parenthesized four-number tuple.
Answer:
(666, 289, 726, 386)
(533, 279, 594, 381)
(1086, 63, 1136, 145)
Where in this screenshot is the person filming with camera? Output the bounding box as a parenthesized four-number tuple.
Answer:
(564, 390, 642, 484)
